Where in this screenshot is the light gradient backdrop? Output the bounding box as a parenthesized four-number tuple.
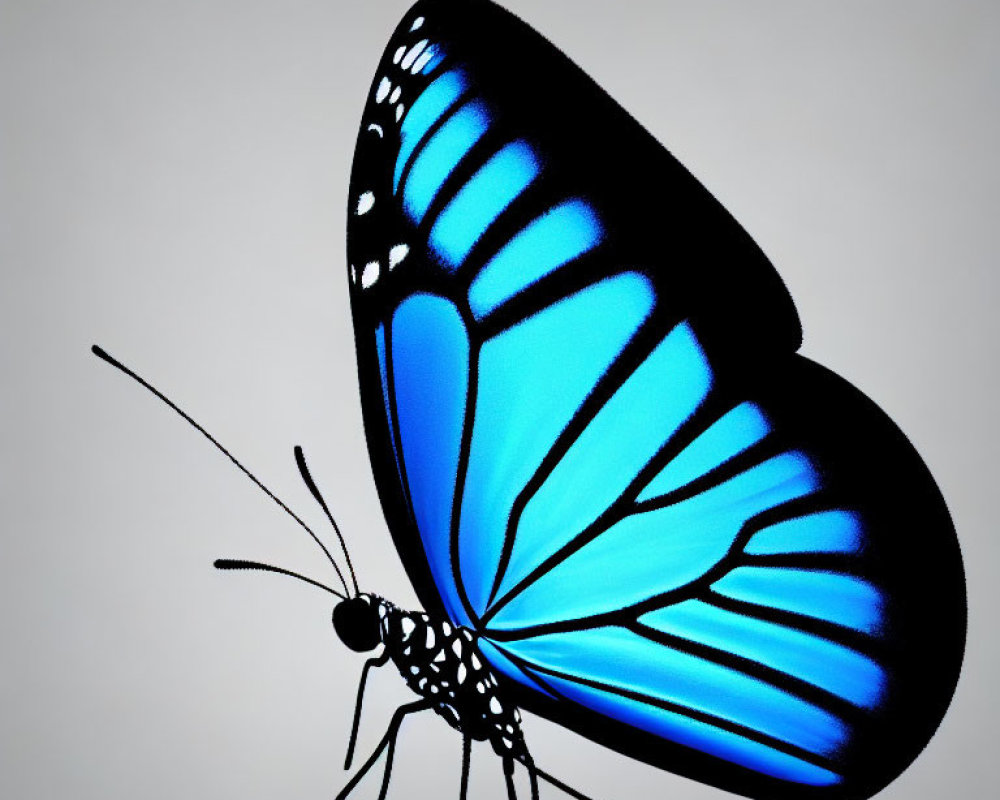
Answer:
(2, 1, 997, 798)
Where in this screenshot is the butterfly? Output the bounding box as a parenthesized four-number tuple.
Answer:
(340, 0, 966, 798)
(94, 1, 966, 799)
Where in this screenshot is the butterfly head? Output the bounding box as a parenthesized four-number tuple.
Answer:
(333, 593, 385, 652)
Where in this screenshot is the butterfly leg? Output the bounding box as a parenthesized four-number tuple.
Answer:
(523, 751, 539, 800)
(345, 650, 390, 769)
(336, 699, 432, 800)
(376, 696, 439, 800)
(503, 755, 518, 800)
(532, 763, 596, 800)
(503, 748, 539, 800)
(460, 734, 471, 800)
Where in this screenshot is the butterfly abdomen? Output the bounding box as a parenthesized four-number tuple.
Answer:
(378, 602, 526, 756)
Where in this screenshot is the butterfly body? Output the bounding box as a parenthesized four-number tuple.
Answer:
(363, 595, 528, 758)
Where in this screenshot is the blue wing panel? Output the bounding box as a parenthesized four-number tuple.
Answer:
(468, 199, 604, 318)
(534, 670, 841, 786)
(490, 452, 819, 629)
(390, 294, 472, 627)
(639, 601, 886, 709)
(430, 140, 540, 269)
(402, 100, 491, 224)
(494, 625, 848, 758)
(744, 511, 864, 556)
(637, 402, 771, 502)
(457, 273, 655, 615)
(712, 568, 883, 635)
(394, 69, 469, 191)
(493, 322, 714, 603)
(477, 639, 558, 699)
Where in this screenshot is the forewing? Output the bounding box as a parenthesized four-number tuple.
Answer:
(348, 0, 798, 624)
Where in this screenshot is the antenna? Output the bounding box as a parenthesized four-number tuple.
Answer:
(91, 344, 352, 597)
(215, 559, 345, 599)
(295, 445, 360, 596)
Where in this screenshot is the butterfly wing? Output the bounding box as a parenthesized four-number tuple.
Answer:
(473, 348, 965, 799)
(348, 0, 798, 621)
(346, 2, 965, 798)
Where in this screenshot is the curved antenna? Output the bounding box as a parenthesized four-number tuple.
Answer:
(295, 445, 360, 596)
(215, 558, 346, 599)
(92, 344, 351, 597)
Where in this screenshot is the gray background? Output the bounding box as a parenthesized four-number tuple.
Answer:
(2, 1, 997, 798)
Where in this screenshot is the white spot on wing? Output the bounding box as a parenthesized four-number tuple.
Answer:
(442, 622, 452, 636)
(375, 77, 391, 103)
(389, 85, 401, 104)
(410, 16, 424, 31)
(489, 696, 503, 715)
(401, 618, 415, 639)
(356, 191, 375, 215)
(457, 664, 467, 684)
(395, 103, 405, 122)
(349, 264, 356, 284)
(470, 653, 482, 670)
(401, 39, 428, 71)
(393, 45, 406, 64)
(426, 627, 436, 649)
(388, 244, 409, 268)
(412, 47, 435, 74)
(434, 649, 446, 663)
(367, 123, 384, 138)
(361, 261, 380, 289)
(452, 639, 462, 658)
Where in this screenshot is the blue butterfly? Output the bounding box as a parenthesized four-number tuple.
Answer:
(341, 0, 965, 798)
(95, 1, 966, 799)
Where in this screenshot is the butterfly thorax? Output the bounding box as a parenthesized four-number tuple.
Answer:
(373, 597, 525, 757)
